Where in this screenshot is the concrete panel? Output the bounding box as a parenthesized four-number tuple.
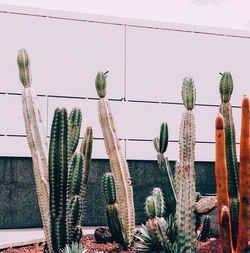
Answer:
(0, 13, 125, 99)
(0, 136, 31, 157)
(1, 94, 47, 136)
(125, 102, 183, 141)
(126, 26, 250, 106)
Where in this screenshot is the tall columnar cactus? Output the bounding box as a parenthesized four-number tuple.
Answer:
(96, 72, 135, 246)
(17, 49, 52, 252)
(215, 96, 249, 253)
(154, 123, 176, 215)
(49, 108, 93, 252)
(18, 49, 93, 253)
(103, 172, 125, 246)
(175, 77, 197, 253)
(219, 72, 239, 248)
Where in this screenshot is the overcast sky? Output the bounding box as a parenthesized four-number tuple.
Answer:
(1, 0, 250, 30)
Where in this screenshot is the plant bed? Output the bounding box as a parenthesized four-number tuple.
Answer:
(0, 235, 221, 253)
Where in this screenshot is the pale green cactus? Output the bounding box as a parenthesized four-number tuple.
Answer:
(96, 71, 135, 246)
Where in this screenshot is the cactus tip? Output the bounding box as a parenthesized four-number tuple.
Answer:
(95, 71, 107, 98)
(17, 48, 31, 87)
(216, 114, 224, 130)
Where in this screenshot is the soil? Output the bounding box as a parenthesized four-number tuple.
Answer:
(0, 235, 221, 253)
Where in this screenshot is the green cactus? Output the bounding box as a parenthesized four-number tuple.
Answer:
(103, 173, 125, 247)
(96, 71, 135, 246)
(175, 77, 197, 253)
(133, 188, 178, 253)
(199, 216, 211, 242)
(219, 72, 239, 249)
(18, 48, 52, 252)
(18, 50, 93, 253)
(48, 108, 93, 252)
(154, 123, 176, 215)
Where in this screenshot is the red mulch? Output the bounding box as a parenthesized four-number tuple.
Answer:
(0, 235, 220, 253)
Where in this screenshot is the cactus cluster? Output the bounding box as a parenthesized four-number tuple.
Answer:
(103, 172, 124, 246)
(18, 49, 93, 253)
(133, 188, 178, 253)
(215, 95, 249, 253)
(96, 72, 135, 247)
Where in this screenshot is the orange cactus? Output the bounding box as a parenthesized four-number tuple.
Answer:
(215, 96, 250, 253)
(236, 96, 250, 253)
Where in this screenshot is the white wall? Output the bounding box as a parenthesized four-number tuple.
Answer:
(0, 4, 249, 161)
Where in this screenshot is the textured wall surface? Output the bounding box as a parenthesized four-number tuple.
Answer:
(0, 157, 216, 228)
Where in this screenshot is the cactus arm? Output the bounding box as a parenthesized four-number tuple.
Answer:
(96, 72, 135, 244)
(18, 49, 52, 253)
(103, 173, 125, 246)
(49, 108, 69, 252)
(236, 96, 250, 253)
(68, 108, 82, 155)
(219, 72, 239, 248)
(215, 114, 234, 253)
(79, 126, 93, 201)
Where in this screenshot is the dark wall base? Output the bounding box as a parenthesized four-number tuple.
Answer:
(0, 157, 216, 228)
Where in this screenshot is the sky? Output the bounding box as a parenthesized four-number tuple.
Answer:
(0, 0, 250, 31)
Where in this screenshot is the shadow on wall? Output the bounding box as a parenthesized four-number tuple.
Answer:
(0, 158, 216, 228)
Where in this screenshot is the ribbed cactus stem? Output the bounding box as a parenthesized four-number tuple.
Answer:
(49, 107, 69, 252)
(18, 49, 52, 253)
(152, 188, 165, 217)
(68, 108, 82, 155)
(159, 122, 168, 153)
(103, 173, 116, 205)
(95, 72, 106, 98)
(17, 48, 31, 87)
(236, 96, 250, 253)
(220, 72, 233, 103)
(215, 114, 234, 253)
(175, 78, 197, 253)
(145, 196, 156, 219)
(182, 77, 196, 110)
(199, 216, 211, 242)
(96, 72, 135, 245)
(219, 72, 239, 248)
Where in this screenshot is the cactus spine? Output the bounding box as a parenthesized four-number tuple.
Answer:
(154, 123, 176, 215)
(219, 72, 239, 248)
(18, 49, 52, 252)
(215, 96, 250, 253)
(103, 173, 125, 246)
(175, 77, 197, 253)
(96, 72, 135, 246)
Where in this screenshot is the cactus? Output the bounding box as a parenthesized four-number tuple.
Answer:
(17, 49, 52, 252)
(49, 108, 93, 252)
(175, 77, 197, 253)
(96, 71, 135, 246)
(215, 96, 249, 253)
(154, 123, 176, 215)
(133, 188, 178, 253)
(199, 216, 211, 242)
(18, 49, 93, 253)
(219, 72, 240, 248)
(103, 172, 125, 246)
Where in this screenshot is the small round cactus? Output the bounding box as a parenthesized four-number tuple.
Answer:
(95, 72, 106, 98)
(182, 77, 196, 110)
(17, 48, 31, 87)
(219, 72, 233, 103)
